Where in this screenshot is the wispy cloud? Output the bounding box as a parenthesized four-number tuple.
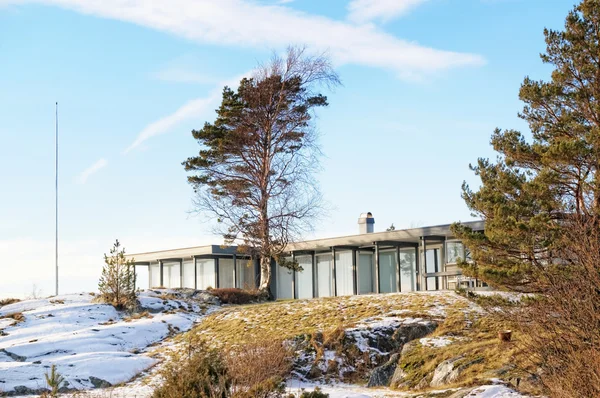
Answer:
(125, 73, 248, 154)
(123, 95, 217, 154)
(3, 0, 484, 80)
(76, 158, 108, 184)
(347, 0, 429, 24)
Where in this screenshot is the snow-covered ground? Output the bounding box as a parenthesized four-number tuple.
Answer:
(0, 290, 219, 396)
(286, 380, 529, 398)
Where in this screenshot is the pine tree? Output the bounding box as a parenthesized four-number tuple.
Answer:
(183, 47, 339, 295)
(453, 0, 600, 292)
(98, 239, 137, 310)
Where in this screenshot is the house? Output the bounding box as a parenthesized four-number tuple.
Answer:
(127, 214, 486, 299)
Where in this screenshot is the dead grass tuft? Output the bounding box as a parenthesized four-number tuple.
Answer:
(0, 298, 20, 307)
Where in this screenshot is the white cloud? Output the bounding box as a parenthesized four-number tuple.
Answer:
(124, 72, 248, 153)
(123, 94, 218, 154)
(76, 158, 108, 184)
(347, 0, 429, 24)
(3, 0, 484, 79)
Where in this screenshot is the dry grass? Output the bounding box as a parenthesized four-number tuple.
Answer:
(1, 312, 25, 324)
(0, 298, 20, 307)
(209, 288, 264, 305)
(123, 311, 153, 322)
(187, 292, 460, 349)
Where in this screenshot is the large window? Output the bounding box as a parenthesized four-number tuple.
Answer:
(182, 260, 195, 288)
(196, 259, 215, 290)
(424, 248, 440, 291)
(295, 255, 313, 299)
(399, 248, 417, 292)
(358, 253, 374, 294)
(276, 262, 294, 299)
(446, 241, 465, 264)
(135, 265, 150, 290)
(149, 262, 161, 288)
(335, 251, 354, 296)
(236, 259, 256, 289)
(219, 258, 235, 288)
(379, 251, 397, 293)
(162, 261, 182, 288)
(316, 254, 332, 297)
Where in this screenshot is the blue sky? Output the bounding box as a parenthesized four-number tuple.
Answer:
(0, 0, 574, 298)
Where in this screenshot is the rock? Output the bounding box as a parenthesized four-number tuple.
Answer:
(431, 356, 463, 387)
(446, 387, 478, 398)
(367, 353, 399, 387)
(89, 376, 112, 388)
(0, 349, 26, 362)
(13, 385, 39, 395)
(430, 356, 485, 387)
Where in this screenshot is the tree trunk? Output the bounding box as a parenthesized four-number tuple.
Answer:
(258, 255, 273, 300)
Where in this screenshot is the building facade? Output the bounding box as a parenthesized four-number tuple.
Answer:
(128, 215, 486, 299)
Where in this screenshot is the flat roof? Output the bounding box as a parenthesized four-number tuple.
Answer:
(127, 220, 483, 263)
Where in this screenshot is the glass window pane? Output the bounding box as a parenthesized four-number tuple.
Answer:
(446, 242, 464, 264)
(149, 262, 161, 288)
(163, 261, 181, 288)
(219, 259, 235, 288)
(295, 255, 313, 299)
(379, 251, 397, 293)
(135, 265, 149, 290)
(358, 253, 374, 294)
(399, 248, 416, 292)
(316, 254, 332, 297)
(335, 251, 354, 296)
(182, 260, 195, 288)
(276, 262, 294, 299)
(197, 259, 215, 290)
(237, 259, 256, 290)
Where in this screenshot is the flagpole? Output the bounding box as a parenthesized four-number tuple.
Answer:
(55, 102, 59, 296)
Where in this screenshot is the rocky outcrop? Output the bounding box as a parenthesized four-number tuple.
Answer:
(367, 353, 399, 387)
(430, 356, 484, 388)
(89, 376, 112, 388)
(365, 322, 437, 387)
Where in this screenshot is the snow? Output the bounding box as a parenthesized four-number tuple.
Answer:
(286, 380, 529, 398)
(419, 336, 455, 348)
(0, 291, 219, 395)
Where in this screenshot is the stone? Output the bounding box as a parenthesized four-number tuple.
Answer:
(367, 353, 399, 387)
(430, 356, 464, 387)
(430, 356, 484, 388)
(13, 385, 39, 395)
(89, 376, 112, 388)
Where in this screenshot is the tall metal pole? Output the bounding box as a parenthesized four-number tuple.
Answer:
(55, 102, 59, 296)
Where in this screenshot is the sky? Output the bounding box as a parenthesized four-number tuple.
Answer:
(0, 0, 576, 298)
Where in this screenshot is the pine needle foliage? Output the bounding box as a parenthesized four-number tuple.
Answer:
(43, 364, 65, 397)
(452, 0, 600, 292)
(98, 239, 137, 311)
(183, 46, 340, 294)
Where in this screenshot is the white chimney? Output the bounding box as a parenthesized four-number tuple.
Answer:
(358, 212, 375, 234)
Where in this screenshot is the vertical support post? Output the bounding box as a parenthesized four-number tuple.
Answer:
(374, 243, 380, 294)
(214, 257, 220, 288)
(291, 252, 296, 299)
(179, 259, 184, 288)
(331, 247, 337, 296)
(423, 237, 428, 291)
(352, 249, 358, 295)
(312, 251, 317, 298)
(415, 246, 420, 291)
(159, 260, 164, 288)
(194, 257, 198, 290)
(233, 254, 238, 289)
(396, 245, 402, 293)
(434, 249, 439, 290)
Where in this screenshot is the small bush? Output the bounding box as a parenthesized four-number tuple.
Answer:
(98, 239, 137, 311)
(153, 339, 230, 398)
(227, 339, 292, 398)
(297, 388, 329, 398)
(1, 312, 25, 323)
(43, 364, 65, 398)
(0, 298, 20, 307)
(210, 288, 263, 305)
